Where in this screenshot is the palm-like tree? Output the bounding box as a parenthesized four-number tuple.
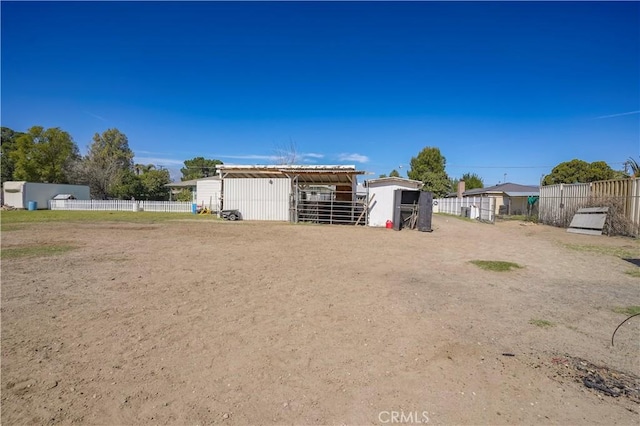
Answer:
(624, 157, 640, 177)
(134, 163, 156, 175)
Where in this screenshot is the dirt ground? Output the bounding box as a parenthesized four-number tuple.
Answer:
(2, 215, 639, 425)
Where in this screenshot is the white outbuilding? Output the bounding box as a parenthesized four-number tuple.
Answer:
(2, 181, 90, 209)
(165, 176, 222, 210)
(365, 177, 424, 227)
(195, 177, 222, 211)
(218, 165, 365, 222)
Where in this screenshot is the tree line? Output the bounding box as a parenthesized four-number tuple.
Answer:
(1, 126, 224, 201)
(396, 147, 637, 198)
(3, 126, 636, 201)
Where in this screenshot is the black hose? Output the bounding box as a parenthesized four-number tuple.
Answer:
(611, 312, 640, 347)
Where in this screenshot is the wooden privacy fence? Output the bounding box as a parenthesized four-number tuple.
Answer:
(539, 178, 640, 236)
(49, 200, 193, 213)
(433, 196, 496, 223)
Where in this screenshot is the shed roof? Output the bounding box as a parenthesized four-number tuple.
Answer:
(52, 194, 76, 200)
(365, 177, 424, 189)
(217, 165, 364, 185)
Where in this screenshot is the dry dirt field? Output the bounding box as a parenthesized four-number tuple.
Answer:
(2, 214, 639, 425)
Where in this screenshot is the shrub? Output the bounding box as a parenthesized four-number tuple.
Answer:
(580, 196, 633, 236)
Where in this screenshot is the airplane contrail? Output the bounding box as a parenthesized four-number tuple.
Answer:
(83, 111, 108, 122)
(595, 110, 640, 119)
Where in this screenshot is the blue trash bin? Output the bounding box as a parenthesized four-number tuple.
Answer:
(28, 201, 38, 211)
(191, 203, 197, 214)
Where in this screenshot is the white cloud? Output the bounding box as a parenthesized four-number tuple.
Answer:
(134, 157, 185, 166)
(216, 152, 325, 163)
(134, 152, 328, 168)
(337, 153, 370, 163)
(220, 154, 280, 161)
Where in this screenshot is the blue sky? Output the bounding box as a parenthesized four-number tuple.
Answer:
(2, 1, 638, 185)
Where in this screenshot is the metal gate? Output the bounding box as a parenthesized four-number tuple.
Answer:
(293, 184, 366, 225)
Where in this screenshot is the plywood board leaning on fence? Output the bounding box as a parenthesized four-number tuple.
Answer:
(567, 207, 609, 236)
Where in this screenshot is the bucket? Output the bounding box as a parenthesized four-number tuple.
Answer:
(385, 220, 393, 229)
(27, 201, 38, 211)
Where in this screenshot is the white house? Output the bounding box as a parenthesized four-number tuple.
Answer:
(365, 177, 424, 227)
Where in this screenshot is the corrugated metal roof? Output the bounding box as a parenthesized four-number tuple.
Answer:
(218, 164, 364, 184)
(366, 177, 424, 188)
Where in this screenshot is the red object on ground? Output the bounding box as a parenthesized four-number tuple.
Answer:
(385, 220, 393, 229)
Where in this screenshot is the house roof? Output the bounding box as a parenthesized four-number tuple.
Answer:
(365, 176, 424, 189)
(448, 182, 539, 197)
(504, 191, 539, 197)
(217, 165, 364, 185)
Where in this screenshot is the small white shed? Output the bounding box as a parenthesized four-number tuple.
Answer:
(3, 181, 90, 209)
(365, 177, 424, 227)
(195, 177, 222, 211)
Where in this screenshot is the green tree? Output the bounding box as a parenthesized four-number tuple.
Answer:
(176, 188, 193, 202)
(542, 159, 615, 185)
(378, 174, 388, 178)
(181, 157, 223, 181)
(82, 128, 135, 199)
(1, 127, 24, 185)
(389, 169, 401, 177)
(460, 172, 484, 190)
(110, 170, 144, 200)
(588, 161, 616, 182)
(407, 147, 450, 197)
(10, 126, 79, 183)
(110, 165, 171, 200)
(139, 167, 171, 200)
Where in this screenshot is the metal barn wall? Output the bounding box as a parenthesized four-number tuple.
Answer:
(196, 179, 222, 211)
(223, 178, 291, 221)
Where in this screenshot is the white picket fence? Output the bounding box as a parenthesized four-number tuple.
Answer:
(433, 196, 496, 223)
(49, 199, 193, 213)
